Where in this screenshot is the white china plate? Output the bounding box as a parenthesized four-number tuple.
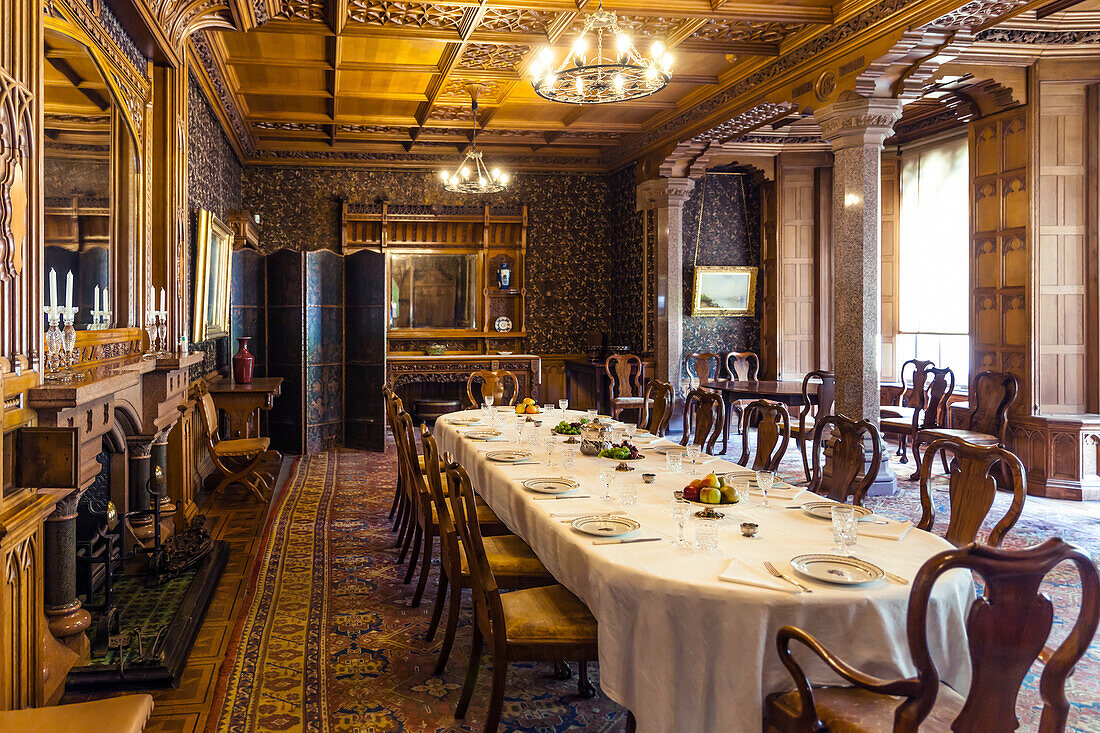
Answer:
(465, 428, 504, 440)
(447, 416, 481, 425)
(790, 554, 885, 585)
(486, 450, 532, 463)
(800, 501, 873, 521)
(652, 446, 686, 455)
(522, 478, 579, 494)
(570, 515, 641, 537)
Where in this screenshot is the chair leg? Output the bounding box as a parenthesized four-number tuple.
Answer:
(798, 436, 811, 483)
(940, 449, 950, 474)
(433, 577, 463, 676)
(897, 434, 909, 464)
(577, 661, 596, 698)
(455, 625, 483, 719)
(484, 656, 509, 733)
(909, 437, 923, 482)
(389, 475, 403, 522)
(721, 403, 732, 454)
(403, 525, 421, 584)
(625, 711, 637, 733)
(425, 570, 448, 641)
(410, 527, 434, 607)
(396, 506, 414, 556)
(553, 661, 572, 680)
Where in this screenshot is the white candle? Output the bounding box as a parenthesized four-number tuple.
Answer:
(159, 287, 166, 314)
(65, 270, 73, 310)
(93, 285, 100, 315)
(49, 269, 57, 310)
(104, 287, 109, 310)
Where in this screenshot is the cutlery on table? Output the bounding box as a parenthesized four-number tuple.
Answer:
(533, 495, 591, 501)
(763, 561, 812, 593)
(593, 537, 662, 546)
(883, 570, 909, 585)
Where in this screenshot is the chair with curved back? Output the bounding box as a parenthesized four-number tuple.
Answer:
(466, 369, 519, 408)
(917, 436, 1027, 548)
(764, 538, 1099, 733)
(194, 381, 274, 503)
(918, 370, 1018, 453)
(808, 413, 881, 506)
(680, 387, 725, 455)
(605, 353, 646, 421)
(419, 427, 553, 676)
(447, 459, 598, 733)
(791, 370, 836, 482)
(723, 351, 760, 440)
(684, 352, 721, 392)
(638, 378, 674, 437)
(737, 399, 790, 472)
(882, 365, 956, 480)
(881, 358, 935, 422)
(383, 386, 406, 526)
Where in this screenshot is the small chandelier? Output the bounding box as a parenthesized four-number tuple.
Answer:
(439, 84, 509, 194)
(528, 1, 672, 105)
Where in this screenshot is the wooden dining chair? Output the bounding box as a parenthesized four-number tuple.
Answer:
(605, 353, 646, 421)
(680, 387, 725, 455)
(447, 460, 598, 733)
(723, 351, 760, 440)
(917, 436, 1027, 547)
(466, 369, 519, 408)
(764, 538, 1100, 733)
(881, 365, 955, 480)
(791, 370, 835, 482)
(194, 382, 275, 502)
(808, 413, 881, 506)
(737, 399, 789, 472)
(638, 378, 674, 437)
(419, 427, 553, 676)
(383, 386, 408, 527)
(683, 352, 721, 392)
(881, 358, 935, 421)
(917, 370, 1018, 459)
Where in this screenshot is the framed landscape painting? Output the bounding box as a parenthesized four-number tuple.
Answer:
(691, 266, 757, 317)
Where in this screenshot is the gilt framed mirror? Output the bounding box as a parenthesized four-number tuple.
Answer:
(193, 209, 233, 342)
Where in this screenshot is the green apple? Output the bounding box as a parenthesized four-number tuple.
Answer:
(704, 472, 721, 489)
(720, 487, 740, 504)
(699, 487, 722, 504)
(717, 474, 727, 487)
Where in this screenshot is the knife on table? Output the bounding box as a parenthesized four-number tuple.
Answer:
(593, 537, 662, 545)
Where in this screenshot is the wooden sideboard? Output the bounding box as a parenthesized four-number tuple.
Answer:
(387, 354, 541, 408)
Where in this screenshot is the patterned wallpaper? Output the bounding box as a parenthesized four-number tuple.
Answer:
(98, 0, 148, 78)
(681, 169, 762, 358)
(607, 164, 645, 354)
(242, 167, 617, 353)
(188, 73, 243, 371)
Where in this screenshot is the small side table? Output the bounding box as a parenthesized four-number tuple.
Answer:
(205, 377, 284, 439)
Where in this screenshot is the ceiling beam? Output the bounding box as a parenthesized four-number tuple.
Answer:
(45, 57, 110, 111)
(415, 2, 491, 128)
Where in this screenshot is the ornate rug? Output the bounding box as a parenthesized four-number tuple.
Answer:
(208, 442, 1099, 732)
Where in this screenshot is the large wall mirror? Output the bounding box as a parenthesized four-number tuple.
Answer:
(41, 25, 139, 330)
(388, 252, 481, 331)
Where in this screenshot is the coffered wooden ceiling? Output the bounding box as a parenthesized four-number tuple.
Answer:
(204, 0, 831, 168)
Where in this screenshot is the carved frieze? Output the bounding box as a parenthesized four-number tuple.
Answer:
(457, 43, 529, 71)
(191, 31, 256, 156)
(573, 13, 679, 38)
(928, 0, 1028, 31)
(0, 68, 33, 284)
(272, 0, 325, 22)
(691, 19, 806, 44)
(477, 7, 559, 34)
(346, 0, 465, 28)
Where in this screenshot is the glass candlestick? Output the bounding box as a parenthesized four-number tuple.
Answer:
(156, 313, 169, 356)
(145, 317, 159, 358)
(61, 312, 81, 380)
(44, 314, 64, 380)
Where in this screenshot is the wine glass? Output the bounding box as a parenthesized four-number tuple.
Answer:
(756, 470, 775, 509)
(484, 393, 495, 409)
(685, 444, 702, 475)
(625, 423, 637, 442)
(545, 441, 557, 468)
(670, 498, 692, 548)
(831, 505, 858, 555)
(599, 468, 614, 502)
(665, 450, 683, 473)
(558, 398, 568, 421)
(618, 481, 637, 507)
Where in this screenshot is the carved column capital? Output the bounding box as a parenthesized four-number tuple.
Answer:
(127, 438, 153, 458)
(636, 177, 696, 211)
(815, 97, 904, 151)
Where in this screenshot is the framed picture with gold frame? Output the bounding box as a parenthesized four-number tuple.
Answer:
(691, 266, 757, 317)
(193, 209, 233, 342)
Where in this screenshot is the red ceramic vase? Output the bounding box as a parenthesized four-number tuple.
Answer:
(232, 336, 255, 384)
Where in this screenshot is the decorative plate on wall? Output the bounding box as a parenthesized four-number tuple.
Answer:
(494, 316, 513, 332)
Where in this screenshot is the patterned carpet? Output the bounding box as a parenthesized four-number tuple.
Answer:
(207, 439, 1099, 732)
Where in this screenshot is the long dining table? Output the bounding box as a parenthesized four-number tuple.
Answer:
(434, 408, 975, 732)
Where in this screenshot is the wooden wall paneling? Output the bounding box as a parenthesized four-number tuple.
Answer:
(759, 180, 778, 379)
(776, 154, 816, 379)
(814, 165, 833, 372)
(879, 153, 900, 383)
(152, 62, 187, 348)
(969, 107, 1030, 415)
(167, 394, 199, 528)
(1088, 82, 1100, 414)
(1035, 73, 1089, 414)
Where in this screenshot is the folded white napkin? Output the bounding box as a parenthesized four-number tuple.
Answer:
(718, 558, 799, 593)
(860, 519, 913, 541)
(752, 484, 805, 500)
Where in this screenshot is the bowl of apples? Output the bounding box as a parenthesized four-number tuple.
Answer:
(678, 473, 743, 518)
(514, 398, 540, 416)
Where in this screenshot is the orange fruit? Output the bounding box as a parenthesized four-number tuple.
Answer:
(525, 405, 539, 414)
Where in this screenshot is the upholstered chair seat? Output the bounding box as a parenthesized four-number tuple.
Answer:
(879, 416, 914, 431)
(918, 427, 998, 445)
(766, 684, 965, 733)
(431, 501, 503, 530)
(501, 584, 599, 644)
(418, 455, 447, 473)
(879, 405, 915, 420)
(459, 535, 550, 577)
(212, 436, 271, 457)
(0, 694, 155, 733)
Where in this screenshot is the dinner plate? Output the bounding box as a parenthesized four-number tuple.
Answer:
(570, 515, 641, 537)
(486, 450, 532, 463)
(652, 445, 686, 455)
(789, 554, 885, 585)
(800, 501, 874, 521)
(465, 428, 504, 440)
(446, 416, 481, 425)
(522, 477, 579, 494)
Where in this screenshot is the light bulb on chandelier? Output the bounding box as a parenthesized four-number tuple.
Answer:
(530, 1, 672, 105)
(438, 84, 509, 194)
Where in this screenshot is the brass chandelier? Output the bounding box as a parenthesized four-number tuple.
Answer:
(529, 2, 672, 105)
(439, 84, 509, 194)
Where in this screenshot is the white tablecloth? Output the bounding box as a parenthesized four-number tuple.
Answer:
(435, 409, 974, 733)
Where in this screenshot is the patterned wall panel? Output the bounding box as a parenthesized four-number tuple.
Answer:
(681, 170, 763, 358)
(241, 167, 616, 353)
(305, 250, 344, 452)
(230, 249, 267, 377)
(607, 164, 646, 355)
(43, 157, 108, 198)
(266, 249, 305, 454)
